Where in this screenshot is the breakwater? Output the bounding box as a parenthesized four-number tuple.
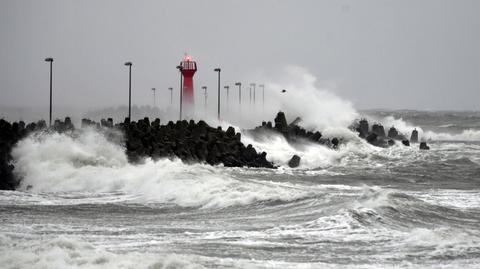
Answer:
(0, 116, 275, 190)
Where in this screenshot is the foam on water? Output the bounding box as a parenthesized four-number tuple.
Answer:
(0, 234, 202, 269)
(242, 130, 373, 169)
(371, 115, 480, 142)
(11, 129, 315, 208)
(3, 66, 480, 268)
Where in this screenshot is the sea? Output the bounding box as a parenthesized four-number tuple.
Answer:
(1, 110, 480, 268)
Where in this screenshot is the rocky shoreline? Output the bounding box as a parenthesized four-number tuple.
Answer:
(0, 112, 431, 190)
(353, 118, 430, 149)
(246, 111, 341, 149)
(0, 116, 276, 190)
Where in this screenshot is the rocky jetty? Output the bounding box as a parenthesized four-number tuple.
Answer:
(117, 117, 273, 168)
(0, 119, 25, 190)
(0, 118, 51, 189)
(247, 112, 340, 148)
(0, 116, 275, 190)
(0, 117, 80, 189)
(353, 119, 428, 149)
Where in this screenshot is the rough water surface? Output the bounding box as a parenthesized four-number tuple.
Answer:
(1, 110, 480, 268)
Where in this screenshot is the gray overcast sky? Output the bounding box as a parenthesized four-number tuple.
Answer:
(0, 0, 479, 111)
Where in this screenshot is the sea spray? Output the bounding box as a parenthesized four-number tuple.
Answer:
(366, 114, 480, 142)
(11, 129, 314, 208)
(241, 130, 371, 169)
(217, 65, 359, 131)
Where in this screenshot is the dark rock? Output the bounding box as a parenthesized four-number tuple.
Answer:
(119, 118, 273, 169)
(411, 129, 419, 143)
(372, 124, 386, 137)
(288, 155, 301, 168)
(274, 111, 288, 132)
(420, 142, 430, 150)
(234, 133, 241, 142)
(248, 111, 344, 150)
(331, 137, 339, 148)
(388, 139, 395, 146)
(226, 126, 236, 137)
(358, 119, 369, 137)
(388, 127, 398, 139)
(402, 140, 410, 146)
(366, 133, 378, 144)
(311, 131, 322, 142)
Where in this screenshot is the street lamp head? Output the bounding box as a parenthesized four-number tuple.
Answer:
(259, 84, 265, 88)
(281, 89, 287, 93)
(214, 68, 221, 72)
(44, 57, 53, 62)
(235, 82, 241, 86)
(250, 83, 256, 87)
(168, 87, 173, 91)
(124, 62, 132, 66)
(224, 86, 229, 89)
(202, 86, 207, 90)
(151, 88, 156, 91)
(176, 65, 183, 70)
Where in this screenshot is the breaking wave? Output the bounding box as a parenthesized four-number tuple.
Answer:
(370, 115, 480, 142)
(0, 234, 201, 269)
(11, 129, 314, 208)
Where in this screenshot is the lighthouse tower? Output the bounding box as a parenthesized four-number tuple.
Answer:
(180, 55, 197, 115)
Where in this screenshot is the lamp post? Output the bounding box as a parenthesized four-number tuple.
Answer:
(224, 85, 230, 113)
(249, 85, 252, 104)
(259, 84, 265, 112)
(235, 82, 242, 110)
(124, 62, 132, 121)
(168, 87, 173, 105)
(44, 57, 53, 126)
(250, 83, 256, 105)
(202, 86, 207, 114)
(176, 65, 183, 120)
(214, 68, 221, 120)
(151, 88, 156, 107)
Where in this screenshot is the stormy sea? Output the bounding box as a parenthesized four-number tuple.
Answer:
(0, 109, 479, 269)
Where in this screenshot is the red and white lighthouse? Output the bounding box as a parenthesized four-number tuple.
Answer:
(179, 55, 197, 112)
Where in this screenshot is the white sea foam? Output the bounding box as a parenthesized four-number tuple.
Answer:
(423, 129, 480, 141)
(218, 65, 359, 132)
(0, 234, 201, 269)
(372, 115, 480, 142)
(411, 190, 480, 209)
(242, 131, 372, 169)
(11, 130, 313, 208)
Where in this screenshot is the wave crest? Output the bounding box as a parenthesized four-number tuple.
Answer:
(12, 130, 313, 208)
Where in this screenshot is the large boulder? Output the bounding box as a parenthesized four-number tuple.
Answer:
(226, 126, 236, 138)
(288, 154, 301, 168)
(372, 124, 386, 137)
(410, 129, 419, 143)
(274, 112, 288, 132)
(331, 137, 339, 148)
(387, 127, 399, 139)
(358, 119, 369, 137)
(420, 141, 430, 150)
(366, 133, 378, 144)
